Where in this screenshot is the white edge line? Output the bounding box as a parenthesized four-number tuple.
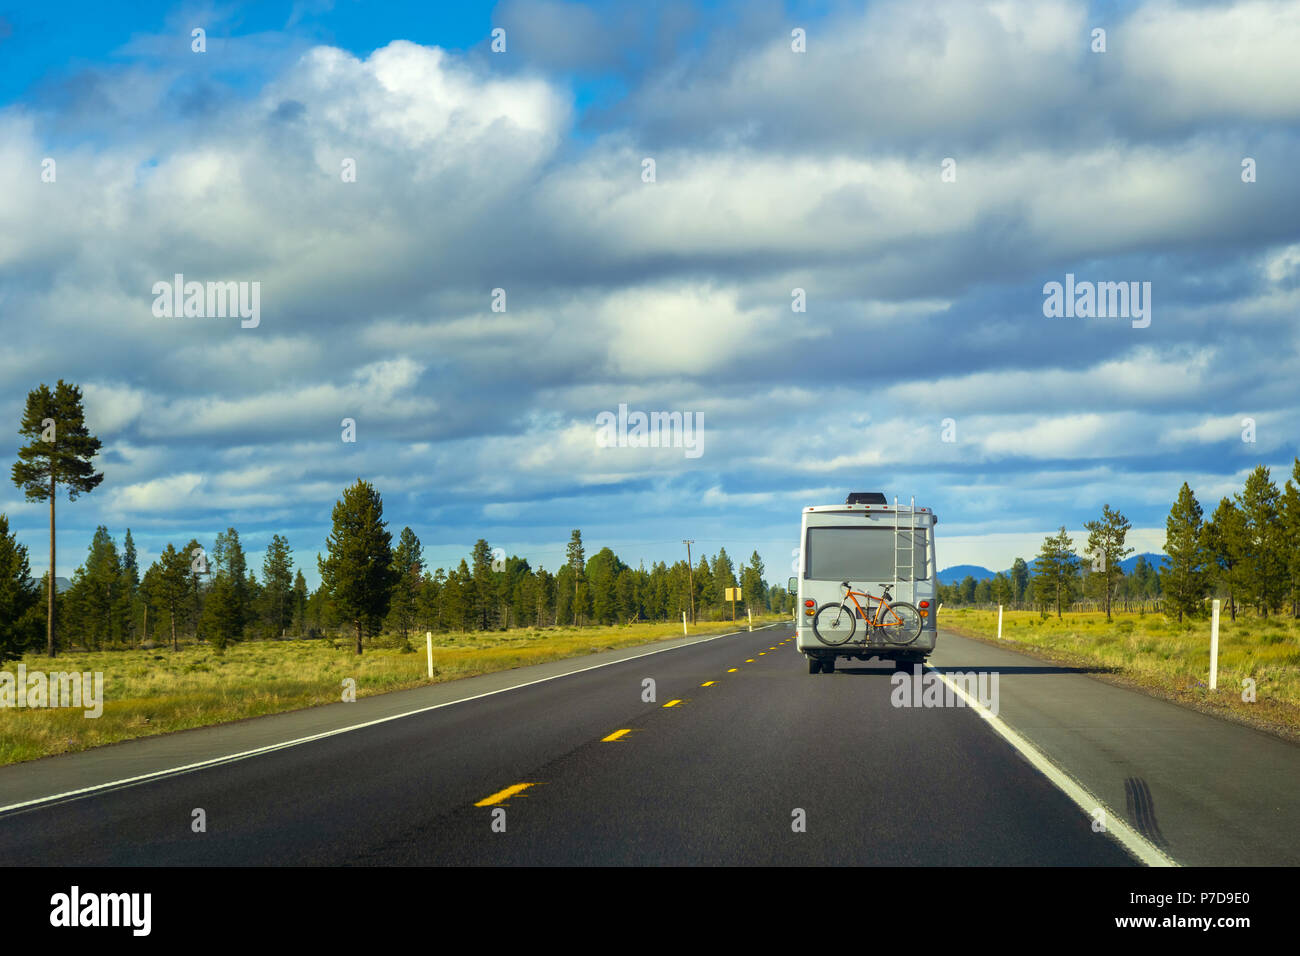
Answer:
(927, 666, 1178, 868)
(0, 622, 786, 816)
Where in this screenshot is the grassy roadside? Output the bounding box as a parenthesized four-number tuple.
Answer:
(941, 608, 1300, 743)
(0, 615, 786, 767)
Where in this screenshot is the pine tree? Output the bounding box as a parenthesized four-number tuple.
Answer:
(742, 550, 767, 613)
(154, 545, 191, 651)
(960, 575, 976, 604)
(121, 529, 140, 648)
(456, 559, 476, 630)
(1010, 557, 1030, 605)
(992, 572, 1013, 606)
(565, 530, 586, 625)
(139, 562, 159, 645)
(78, 526, 123, 649)
(470, 539, 497, 631)
(533, 567, 553, 626)
(1281, 458, 1300, 618)
(1081, 504, 1134, 620)
(1163, 483, 1207, 622)
(201, 572, 241, 651)
(0, 513, 42, 663)
(1236, 466, 1286, 616)
(318, 480, 399, 654)
(10, 381, 105, 656)
(1203, 498, 1247, 621)
(443, 563, 470, 631)
(183, 538, 207, 642)
(615, 567, 636, 622)
(419, 567, 446, 633)
(554, 564, 573, 625)
(712, 548, 737, 594)
(695, 556, 716, 616)
(291, 569, 308, 637)
(261, 534, 294, 638)
(212, 529, 248, 638)
(388, 527, 423, 641)
(1033, 527, 1079, 618)
(586, 547, 623, 625)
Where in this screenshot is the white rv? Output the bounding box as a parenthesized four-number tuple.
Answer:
(789, 492, 939, 674)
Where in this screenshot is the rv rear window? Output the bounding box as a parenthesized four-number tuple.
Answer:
(805, 526, 929, 582)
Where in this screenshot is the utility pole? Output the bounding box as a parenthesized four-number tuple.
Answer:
(683, 539, 695, 624)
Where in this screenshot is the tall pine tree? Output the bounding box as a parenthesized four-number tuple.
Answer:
(10, 381, 104, 656)
(317, 480, 398, 654)
(1164, 483, 1207, 622)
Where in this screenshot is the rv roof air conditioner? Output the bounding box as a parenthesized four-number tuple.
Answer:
(845, 492, 887, 505)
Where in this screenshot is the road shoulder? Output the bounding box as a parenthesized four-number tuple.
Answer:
(931, 628, 1300, 865)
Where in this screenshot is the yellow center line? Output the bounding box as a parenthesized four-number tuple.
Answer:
(474, 783, 535, 807)
(727, 668, 738, 673)
(701, 681, 715, 686)
(759, 652, 766, 655)
(602, 728, 633, 742)
(663, 699, 682, 708)
(745, 659, 755, 662)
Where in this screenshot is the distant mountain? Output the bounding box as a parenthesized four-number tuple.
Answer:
(938, 552, 1168, 585)
(27, 576, 73, 594)
(937, 565, 994, 585)
(1119, 552, 1168, 574)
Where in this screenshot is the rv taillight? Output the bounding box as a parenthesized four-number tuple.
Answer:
(804, 600, 815, 608)
(919, 601, 930, 608)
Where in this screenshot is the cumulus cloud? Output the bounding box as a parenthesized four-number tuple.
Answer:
(1, 2, 1296, 582)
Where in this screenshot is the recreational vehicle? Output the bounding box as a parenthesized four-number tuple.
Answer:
(788, 492, 939, 674)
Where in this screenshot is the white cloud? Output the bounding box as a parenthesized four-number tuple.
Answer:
(106, 473, 205, 512)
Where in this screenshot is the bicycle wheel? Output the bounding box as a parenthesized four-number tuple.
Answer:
(812, 602, 856, 645)
(881, 601, 922, 644)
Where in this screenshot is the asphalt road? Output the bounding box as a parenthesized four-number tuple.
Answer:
(0, 622, 1141, 866)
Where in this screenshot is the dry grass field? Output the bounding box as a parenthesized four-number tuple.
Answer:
(0, 615, 786, 766)
(943, 608, 1300, 740)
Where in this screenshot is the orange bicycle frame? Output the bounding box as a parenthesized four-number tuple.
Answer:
(841, 587, 904, 629)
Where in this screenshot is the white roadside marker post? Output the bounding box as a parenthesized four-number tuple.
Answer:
(426, 631, 434, 679)
(997, 604, 1003, 641)
(748, 608, 753, 632)
(1210, 600, 1220, 691)
(682, 611, 688, 636)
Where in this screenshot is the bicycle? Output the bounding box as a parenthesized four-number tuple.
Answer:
(811, 581, 923, 647)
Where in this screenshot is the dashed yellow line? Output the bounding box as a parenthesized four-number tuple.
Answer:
(602, 729, 632, 742)
(475, 783, 535, 806)
(745, 659, 755, 663)
(701, 681, 715, 686)
(727, 668, 738, 673)
(759, 652, 766, 656)
(663, 699, 682, 708)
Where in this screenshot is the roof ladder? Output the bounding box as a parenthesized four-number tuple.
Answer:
(894, 495, 916, 590)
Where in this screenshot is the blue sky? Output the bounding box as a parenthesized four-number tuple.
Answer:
(2, 0, 1298, 589)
